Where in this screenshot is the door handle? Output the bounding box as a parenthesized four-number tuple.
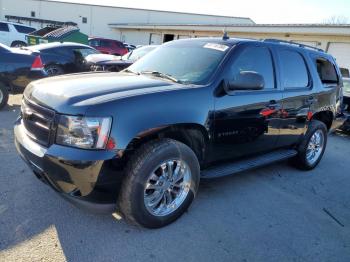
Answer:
(307, 96, 317, 105)
(267, 100, 281, 109)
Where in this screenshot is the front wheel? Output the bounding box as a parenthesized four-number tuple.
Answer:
(293, 120, 328, 170)
(118, 139, 200, 228)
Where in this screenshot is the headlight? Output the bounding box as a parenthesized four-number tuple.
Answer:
(56, 115, 112, 149)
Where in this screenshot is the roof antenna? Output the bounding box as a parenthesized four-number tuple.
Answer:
(222, 30, 229, 40)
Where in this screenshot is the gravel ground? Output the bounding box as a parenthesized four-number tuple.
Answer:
(0, 94, 350, 262)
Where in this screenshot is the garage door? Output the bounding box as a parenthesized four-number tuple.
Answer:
(328, 43, 350, 71)
(149, 33, 162, 45)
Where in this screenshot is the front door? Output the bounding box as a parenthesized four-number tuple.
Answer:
(212, 44, 283, 162)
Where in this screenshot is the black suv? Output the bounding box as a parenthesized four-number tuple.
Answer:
(14, 37, 345, 228)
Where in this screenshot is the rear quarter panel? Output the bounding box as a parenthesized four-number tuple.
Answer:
(0, 51, 35, 90)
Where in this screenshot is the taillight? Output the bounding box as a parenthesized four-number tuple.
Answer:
(31, 56, 44, 71)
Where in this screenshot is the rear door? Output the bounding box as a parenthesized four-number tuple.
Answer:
(212, 43, 283, 162)
(0, 22, 10, 46)
(276, 48, 313, 147)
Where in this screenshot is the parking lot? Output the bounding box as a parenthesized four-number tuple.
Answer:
(0, 94, 348, 261)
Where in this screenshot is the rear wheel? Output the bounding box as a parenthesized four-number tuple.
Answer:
(11, 41, 27, 47)
(118, 139, 200, 228)
(0, 84, 9, 110)
(293, 120, 327, 170)
(45, 64, 64, 76)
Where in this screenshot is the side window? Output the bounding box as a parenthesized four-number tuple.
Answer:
(89, 39, 100, 47)
(279, 50, 309, 89)
(340, 68, 350, 78)
(13, 25, 35, 34)
(0, 22, 9, 32)
(101, 40, 112, 47)
(46, 47, 71, 57)
(73, 48, 98, 58)
(230, 46, 275, 89)
(116, 42, 125, 48)
(315, 58, 338, 85)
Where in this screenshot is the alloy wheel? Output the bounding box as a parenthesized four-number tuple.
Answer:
(306, 129, 325, 165)
(144, 159, 192, 217)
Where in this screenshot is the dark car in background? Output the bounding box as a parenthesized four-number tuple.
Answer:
(88, 37, 128, 56)
(0, 43, 46, 109)
(25, 42, 100, 76)
(88, 45, 158, 72)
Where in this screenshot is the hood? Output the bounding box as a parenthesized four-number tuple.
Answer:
(24, 72, 182, 114)
(97, 59, 133, 66)
(11, 47, 37, 56)
(85, 53, 121, 64)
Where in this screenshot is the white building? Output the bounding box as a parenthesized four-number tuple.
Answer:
(1, 0, 350, 70)
(0, 0, 254, 43)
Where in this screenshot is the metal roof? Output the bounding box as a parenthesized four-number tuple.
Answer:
(108, 23, 350, 36)
(39, 0, 254, 23)
(109, 23, 350, 28)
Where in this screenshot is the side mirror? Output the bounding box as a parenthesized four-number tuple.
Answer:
(228, 71, 265, 91)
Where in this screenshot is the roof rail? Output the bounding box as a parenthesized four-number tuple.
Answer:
(263, 39, 324, 52)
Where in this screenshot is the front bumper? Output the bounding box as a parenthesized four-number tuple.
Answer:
(14, 118, 122, 213)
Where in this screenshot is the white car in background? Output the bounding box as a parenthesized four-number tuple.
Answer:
(0, 21, 36, 47)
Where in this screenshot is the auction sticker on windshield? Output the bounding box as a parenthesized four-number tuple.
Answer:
(203, 43, 229, 52)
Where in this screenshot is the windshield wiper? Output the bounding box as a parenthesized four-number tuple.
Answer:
(140, 71, 181, 83)
(123, 68, 140, 75)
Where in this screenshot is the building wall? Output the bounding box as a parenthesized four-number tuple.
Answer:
(117, 28, 350, 70)
(0, 0, 252, 40)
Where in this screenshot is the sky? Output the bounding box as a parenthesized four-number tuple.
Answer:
(53, 0, 350, 24)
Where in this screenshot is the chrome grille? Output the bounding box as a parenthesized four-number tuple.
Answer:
(21, 98, 55, 147)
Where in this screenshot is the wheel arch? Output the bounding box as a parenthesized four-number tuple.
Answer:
(122, 123, 210, 165)
(10, 40, 27, 47)
(0, 80, 11, 92)
(311, 110, 334, 130)
(44, 63, 65, 75)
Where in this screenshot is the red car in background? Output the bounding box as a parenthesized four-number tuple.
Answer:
(88, 37, 128, 56)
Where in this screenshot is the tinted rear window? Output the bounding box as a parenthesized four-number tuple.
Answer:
(14, 24, 35, 34)
(0, 22, 9, 32)
(315, 58, 338, 84)
(279, 50, 309, 89)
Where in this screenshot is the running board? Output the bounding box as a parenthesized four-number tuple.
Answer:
(201, 149, 298, 179)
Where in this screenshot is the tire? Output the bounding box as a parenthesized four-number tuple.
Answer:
(293, 120, 328, 170)
(11, 41, 27, 47)
(45, 64, 64, 76)
(0, 84, 9, 110)
(118, 139, 200, 228)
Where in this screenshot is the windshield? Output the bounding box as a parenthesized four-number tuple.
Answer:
(123, 46, 157, 61)
(128, 41, 230, 84)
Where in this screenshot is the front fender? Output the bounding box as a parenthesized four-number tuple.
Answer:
(86, 86, 213, 150)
